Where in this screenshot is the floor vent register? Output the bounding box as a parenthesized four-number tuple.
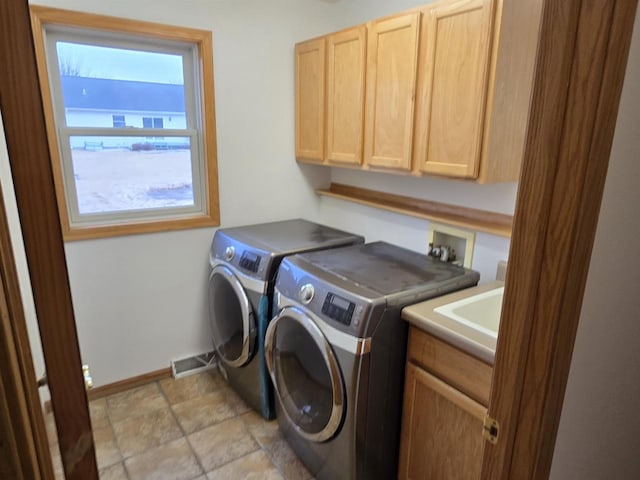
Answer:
(171, 351, 217, 379)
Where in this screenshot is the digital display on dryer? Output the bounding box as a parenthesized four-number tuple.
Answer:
(330, 295, 350, 310)
(239, 251, 261, 273)
(322, 293, 355, 326)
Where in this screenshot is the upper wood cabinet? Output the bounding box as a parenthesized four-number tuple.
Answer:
(326, 26, 367, 166)
(413, 0, 493, 178)
(294, 0, 539, 183)
(295, 38, 325, 163)
(363, 13, 420, 171)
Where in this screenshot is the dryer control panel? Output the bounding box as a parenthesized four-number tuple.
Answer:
(239, 251, 262, 273)
(210, 232, 270, 284)
(274, 258, 388, 337)
(322, 293, 355, 326)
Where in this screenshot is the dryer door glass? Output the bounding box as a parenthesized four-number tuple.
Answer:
(208, 265, 255, 368)
(266, 308, 344, 442)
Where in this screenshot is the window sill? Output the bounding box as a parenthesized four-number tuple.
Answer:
(62, 214, 219, 241)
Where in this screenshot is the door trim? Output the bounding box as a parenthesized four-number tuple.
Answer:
(0, 185, 54, 479)
(0, 0, 97, 478)
(481, 0, 638, 478)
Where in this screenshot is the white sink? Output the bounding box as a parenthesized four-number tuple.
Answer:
(403, 281, 504, 363)
(434, 287, 504, 338)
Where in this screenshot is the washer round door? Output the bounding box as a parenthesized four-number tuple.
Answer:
(265, 306, 345, 442)
(208, 264, 256, 368)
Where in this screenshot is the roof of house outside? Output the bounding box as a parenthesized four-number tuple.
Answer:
(61, 75, 186, 113)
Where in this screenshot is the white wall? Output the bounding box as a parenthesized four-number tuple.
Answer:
(309, 0, 516, 283)
(549, 6, 640, 479)
(26, 0, 339, 386)
(11, 0, 513, 387)
(315, 169, 515, 282)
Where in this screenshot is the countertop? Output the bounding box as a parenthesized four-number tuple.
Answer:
(402, 281, 504, 365)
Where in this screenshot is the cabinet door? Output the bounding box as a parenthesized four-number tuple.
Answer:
(398, 362, 486, 480)
(295, 38, 325, 163)
(414, 0, 494, 178)
(364, 12, 420, 171)
(326, 26, 366, 166)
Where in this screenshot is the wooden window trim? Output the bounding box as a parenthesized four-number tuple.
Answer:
(29, 5, 220, 241)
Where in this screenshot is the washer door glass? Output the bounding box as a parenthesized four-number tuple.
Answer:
(208, 265, 255, 368)
(265, 307, 345, 442)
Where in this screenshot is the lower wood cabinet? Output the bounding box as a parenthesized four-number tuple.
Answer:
(398, 327, 492, 480)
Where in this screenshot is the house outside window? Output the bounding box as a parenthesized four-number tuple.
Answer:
(30, 6, 219, 240)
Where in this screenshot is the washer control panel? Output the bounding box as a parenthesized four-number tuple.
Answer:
(210, 232, 271, 284)
(322, 292, 356, 326)
(275, 259, 388, 336)
(239, 250, 262, 273)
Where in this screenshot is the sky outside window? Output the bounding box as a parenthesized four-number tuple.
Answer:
(56, 41, 185, 84)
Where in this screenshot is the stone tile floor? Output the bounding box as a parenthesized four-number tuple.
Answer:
(46, 370, 312, 479)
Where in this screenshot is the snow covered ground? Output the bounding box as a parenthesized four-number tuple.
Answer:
(70, 148, 194, 214)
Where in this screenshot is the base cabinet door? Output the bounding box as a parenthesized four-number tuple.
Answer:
(413, 0, 494, 178)
(398, 362, 486, 480)
(295, 38, 326, 163)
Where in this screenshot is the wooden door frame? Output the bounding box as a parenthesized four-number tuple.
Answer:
(0, 0, 637, 479)
(481, 0, 638, 478)
(0, 0, 97, 479)
(0, 184, 55, 479)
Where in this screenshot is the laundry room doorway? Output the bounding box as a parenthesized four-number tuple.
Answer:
(1, 0, 637, 479)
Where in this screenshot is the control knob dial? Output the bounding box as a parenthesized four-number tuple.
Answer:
(299, 284, 315, 304)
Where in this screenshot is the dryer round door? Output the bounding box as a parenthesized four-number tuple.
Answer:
(208, 265, 256, 368)
(265, 306, 345, 443)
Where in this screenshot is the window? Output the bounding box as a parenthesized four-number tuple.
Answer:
(112, 114, 126, 128)
(30, 7, 219, 240)
(142, 117, 164, 129)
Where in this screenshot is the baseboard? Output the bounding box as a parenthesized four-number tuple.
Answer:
(43, 367, 172, 414)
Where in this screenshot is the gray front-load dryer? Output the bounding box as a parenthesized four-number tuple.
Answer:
(265, 242, 480, 479)
(208, 219, 364, 419)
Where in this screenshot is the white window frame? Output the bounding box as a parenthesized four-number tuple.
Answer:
(30, 6, 219, 240)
